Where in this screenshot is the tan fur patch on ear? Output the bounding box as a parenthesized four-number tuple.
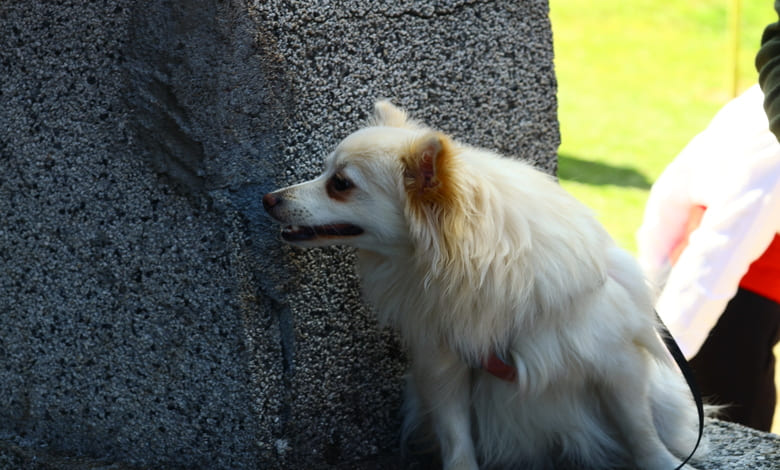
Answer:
(402, 132, 459, 210)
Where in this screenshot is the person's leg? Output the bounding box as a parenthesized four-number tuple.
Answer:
(688, 288, 780, 432)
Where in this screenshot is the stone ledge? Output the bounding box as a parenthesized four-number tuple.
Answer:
(1, 420, 776, 469)
(698, 420, 779, 469)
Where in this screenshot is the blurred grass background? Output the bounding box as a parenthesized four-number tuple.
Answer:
(548, 0, 779, 434)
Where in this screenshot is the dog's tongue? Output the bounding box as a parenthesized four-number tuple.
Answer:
(281, 225, 317, 241)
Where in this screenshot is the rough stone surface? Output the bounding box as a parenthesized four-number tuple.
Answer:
(701, 420, 779, 469)
(6, 0, 778, 469)
(0, 0, 558, 468)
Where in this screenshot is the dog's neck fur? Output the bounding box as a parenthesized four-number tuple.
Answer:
(356, 247, 504, 365)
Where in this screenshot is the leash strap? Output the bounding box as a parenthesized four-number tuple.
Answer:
(655, 311, 704, 470)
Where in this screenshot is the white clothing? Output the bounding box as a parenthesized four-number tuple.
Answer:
(636, 85, 780, 358)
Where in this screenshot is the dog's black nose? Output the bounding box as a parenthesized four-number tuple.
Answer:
(262, 192, 280, 212)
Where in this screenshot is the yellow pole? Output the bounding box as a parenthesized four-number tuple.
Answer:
(728, 0, 741, 97)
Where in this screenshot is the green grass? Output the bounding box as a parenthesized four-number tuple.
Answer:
(550, 0, 776, 252)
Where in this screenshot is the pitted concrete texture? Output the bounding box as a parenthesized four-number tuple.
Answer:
(0, 1, 266, 467)
(1, 0, 558, 468)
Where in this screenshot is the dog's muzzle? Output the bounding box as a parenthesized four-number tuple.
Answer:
(262, 192, 364, 242)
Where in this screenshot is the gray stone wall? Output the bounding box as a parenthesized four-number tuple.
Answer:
(0, 0, 559, 468)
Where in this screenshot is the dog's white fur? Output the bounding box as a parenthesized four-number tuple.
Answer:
(264, 102, 704, 470)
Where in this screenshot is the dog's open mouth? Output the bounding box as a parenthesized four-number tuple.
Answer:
(281, 224, 364, 242)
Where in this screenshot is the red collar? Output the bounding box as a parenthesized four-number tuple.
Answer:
(482, 352, 517, 382)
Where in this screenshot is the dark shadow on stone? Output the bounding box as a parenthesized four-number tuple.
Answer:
(123, 0, 292, 199)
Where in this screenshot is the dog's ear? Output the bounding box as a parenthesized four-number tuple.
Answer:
(372, 100, 409, 128)
(402, 132, 457, 207)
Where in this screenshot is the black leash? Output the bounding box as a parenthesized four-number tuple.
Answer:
(655, 311, 704, 470)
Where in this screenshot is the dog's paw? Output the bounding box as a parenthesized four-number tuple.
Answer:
(443, 460, 478, 470)
(441, 450, 479, 470)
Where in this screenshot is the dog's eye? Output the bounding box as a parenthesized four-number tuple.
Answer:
(326, 173, 356, 200)
(329, 174, 353, 192)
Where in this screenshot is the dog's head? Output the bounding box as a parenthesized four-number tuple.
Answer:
(264, 101, 462, 254)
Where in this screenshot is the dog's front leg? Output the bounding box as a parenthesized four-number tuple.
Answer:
(411, 344, 478, 470)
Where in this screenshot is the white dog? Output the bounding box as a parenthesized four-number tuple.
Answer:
(264, 102, 704, 470)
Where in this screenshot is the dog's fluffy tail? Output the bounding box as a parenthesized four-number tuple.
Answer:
(606, 247, 711, 463)
(649, 360, 711, 463)
(606, 246, 672, 361)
